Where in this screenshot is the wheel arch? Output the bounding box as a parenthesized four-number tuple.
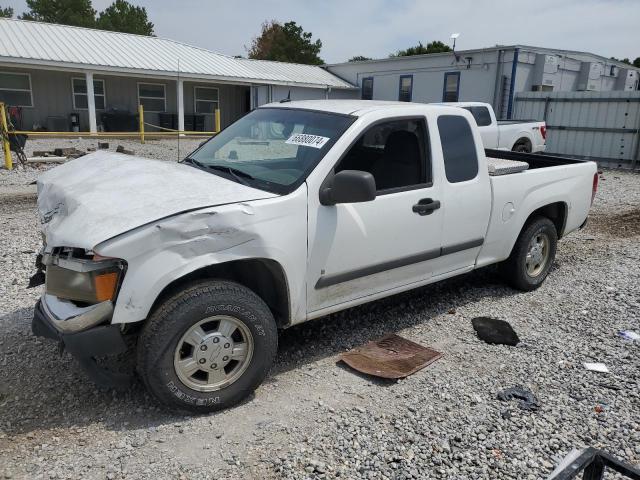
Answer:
(511, 135, 532, 152)
(148, 258, 291, 328)
(518, 201, 568, 243)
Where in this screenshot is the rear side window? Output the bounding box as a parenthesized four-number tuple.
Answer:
(438, 115, 478, 183)
(463, 106, 492, 127)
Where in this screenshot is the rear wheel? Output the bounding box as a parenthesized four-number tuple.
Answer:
(501, 216, 557, 291)
(137, 280, 278, 412)
(512, 140, 531, 153)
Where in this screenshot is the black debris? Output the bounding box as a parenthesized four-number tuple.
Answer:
(54, 147, 80, 156)
(500, 408, 512, 420)
(27, 270, 45, 289)
(497, 386, 540, 411)
(98, 142, 110, 149)
(471, 317, 520, 346)
(116, 145, 134, 155)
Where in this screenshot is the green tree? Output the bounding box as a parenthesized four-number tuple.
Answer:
(19, 0, 96, 27)
(248, 20, 323, 65)
(633, 57, 640, 68)
(610, 56, 632, 65)
(348, 55, 372, 62)
(0, 5, 13, 17)
(96, 0, 154, 35)
(390, 40, 451, 57)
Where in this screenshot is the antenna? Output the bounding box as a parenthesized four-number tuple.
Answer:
(450, 32, 460, 48)
(450, 33, 461, 63)
(280, 90, 291, 103)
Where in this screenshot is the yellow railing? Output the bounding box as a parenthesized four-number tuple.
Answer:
(138, 104, 145, 144)
(0, 102, 221, 170)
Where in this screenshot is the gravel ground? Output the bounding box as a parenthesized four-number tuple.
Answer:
(0, 143, 638, 479)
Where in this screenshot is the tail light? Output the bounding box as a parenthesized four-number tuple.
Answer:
(591, 172, 598, 205)
(540, 124, 547, 141)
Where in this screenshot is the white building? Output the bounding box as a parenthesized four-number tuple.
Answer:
(0, 18, 357, 133)
(325, 45, 640, 119)
(2, 17, 637, 134)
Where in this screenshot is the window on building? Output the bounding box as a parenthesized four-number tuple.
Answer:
(194, 86, 219, 114)
(462, 106, 492, 127)
(72, 77, 106, 110)
(442, 72, 460, 102)
(138, 83, 166, 112)
(398, 75, 413, 102)
(361, 77, 374, 100)
(0, 72, 33, 107)
(336, 118, 430, 192)
(438, 115, 478, 183)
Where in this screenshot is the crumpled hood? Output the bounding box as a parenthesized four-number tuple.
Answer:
(37, 151, 276, 249)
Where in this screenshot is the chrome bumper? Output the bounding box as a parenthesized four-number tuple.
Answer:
(40, 293, 113, 334)
(32, 297, 131, 388)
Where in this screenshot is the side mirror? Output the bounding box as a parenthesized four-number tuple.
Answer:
(320, 170, 377, 206)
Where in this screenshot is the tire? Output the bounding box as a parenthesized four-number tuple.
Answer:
(512, 141, 531, 153)
(501, 216, 557, 291)
(137, 280, 278, 413)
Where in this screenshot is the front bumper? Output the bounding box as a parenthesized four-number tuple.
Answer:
(32, 298, 127, 358)
(40, 293, 113, 334)
(32, 299, 132, 388)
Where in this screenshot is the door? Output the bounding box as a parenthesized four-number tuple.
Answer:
(430, 113, 491, 276)
(307, 117, 443, 313)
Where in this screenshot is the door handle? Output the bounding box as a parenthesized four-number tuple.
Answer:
(412, 198, 441, 216)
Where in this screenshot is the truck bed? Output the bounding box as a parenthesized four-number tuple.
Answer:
(485, 148, 586, 176)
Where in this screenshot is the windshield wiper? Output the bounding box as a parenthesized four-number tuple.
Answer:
(182, 158, 254, 186)
(206, 165, 255, 186)
(181, 157, 205, 168)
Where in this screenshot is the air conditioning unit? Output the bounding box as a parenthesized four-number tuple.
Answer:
(532, 54, 559, 91)
(606, 65, 618, 77)
(615, 68, 640, 91)
(532, 84, 554, 92)
(577, 62, 604, 91)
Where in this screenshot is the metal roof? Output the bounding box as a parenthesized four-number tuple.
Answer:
(326, 44, 640, 71)
(0, 18, 355, 89)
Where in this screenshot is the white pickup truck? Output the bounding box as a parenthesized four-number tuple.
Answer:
(438, 102, 547, 153)
(31, 100, 597, 412)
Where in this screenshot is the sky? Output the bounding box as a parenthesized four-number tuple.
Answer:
(3, 0, 639, 63)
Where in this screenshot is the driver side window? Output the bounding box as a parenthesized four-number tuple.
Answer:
(335, 118, 430, 192)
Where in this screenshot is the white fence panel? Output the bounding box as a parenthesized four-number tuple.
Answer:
(514, 91, 640, 169)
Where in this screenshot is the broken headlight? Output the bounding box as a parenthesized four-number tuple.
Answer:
(44, 249, 126, 304)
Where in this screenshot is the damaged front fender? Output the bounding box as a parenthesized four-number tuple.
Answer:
(95, 188, 309, 327)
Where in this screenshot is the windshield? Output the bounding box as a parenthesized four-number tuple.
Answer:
(188, 107, 355, 194)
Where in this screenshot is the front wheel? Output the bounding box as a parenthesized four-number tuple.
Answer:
(501, 216, 558, 291)
(137, 280, 278, 412)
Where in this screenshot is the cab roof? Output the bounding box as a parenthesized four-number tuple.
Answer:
(262, 99, 462, 117)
